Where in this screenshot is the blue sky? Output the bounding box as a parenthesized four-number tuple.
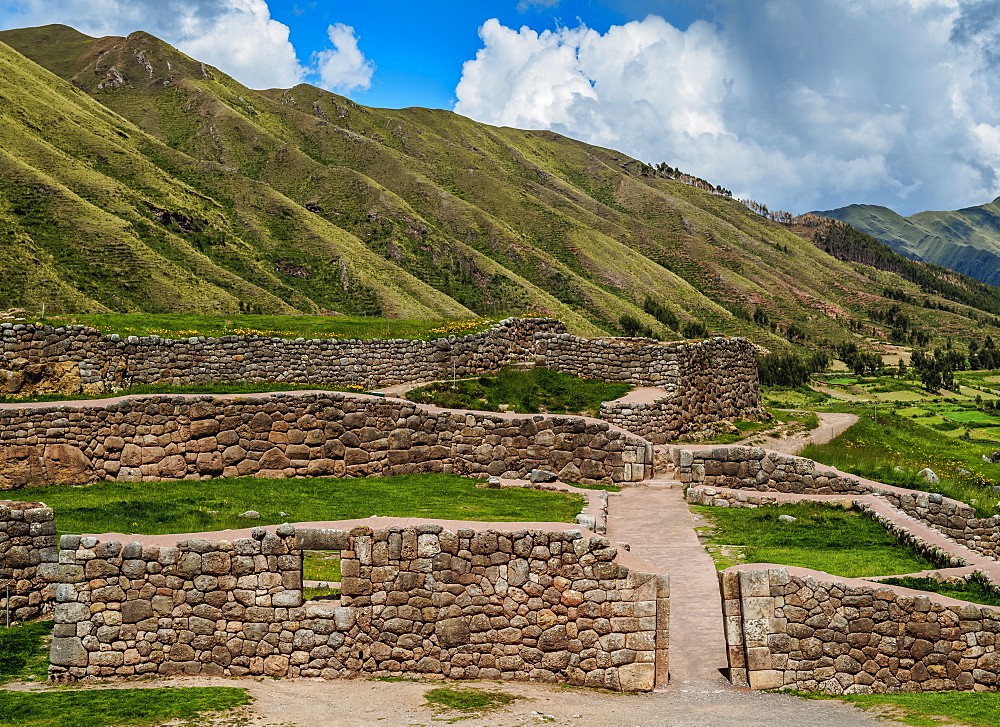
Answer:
(268, 1, 706, 109)
(4, 0, 1000, 216)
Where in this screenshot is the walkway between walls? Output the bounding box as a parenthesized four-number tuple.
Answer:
(604, 465, 732, 691)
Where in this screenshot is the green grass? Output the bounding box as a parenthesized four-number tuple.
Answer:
(30, 474, 586, 535)
(0, 622, 51, 684)
(30, 313, 500, 341)
(0, 687, 251, 726)
(303, 586, 340, 601)
(943, 410, 1000, 425)
(566, 482, 621, 492)
(802, 692, 1000, 727)
(693, 502, 937, 577)
(873, 574, 1000, 607)
(405, 367, 632, 416)
(801, 408, 1000, 516)
(423, 687, 518, 714)
(303, 551, 341, 582)
(0, 381, 366, 405)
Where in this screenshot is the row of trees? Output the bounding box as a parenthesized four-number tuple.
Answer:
(641, 160, 797, 224)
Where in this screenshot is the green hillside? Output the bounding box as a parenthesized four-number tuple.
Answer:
(3, 24, 1000, 351)
(816, 199, 1000, 287)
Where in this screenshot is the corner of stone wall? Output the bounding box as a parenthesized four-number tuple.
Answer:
(719, 570, 748, 687)
(655, 573, 670, 688)
(0, 501, 58, 622)
(719, 567, 788, 691)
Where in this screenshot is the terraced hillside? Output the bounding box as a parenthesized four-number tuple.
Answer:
(3, 24, 1000, 349)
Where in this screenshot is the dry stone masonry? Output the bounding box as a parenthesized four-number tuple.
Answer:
(0, 318, 565, 395)
(722, 566, 1000, 693)
(0, 500, 57, 621)
(0, 393, 651, 488)
(48, 523, 668, 691)
(537, 335, 762, 443)
(0, 318, 762, 445)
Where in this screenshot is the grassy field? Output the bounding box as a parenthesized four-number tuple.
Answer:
(0, 687, 251, 727)
(805, 691, 1000, 727)
(27, 313, 501, 341)
(404, 368, 632, 416)
(693, 502, 937, 577)
(303, 551, 342, 582)
(873, 575, 1000, 607)
(801, 408, 1000, 517)
(29, 473, 586, 534)
(0, 381, 366, 405)
(0, 622, 51, 685)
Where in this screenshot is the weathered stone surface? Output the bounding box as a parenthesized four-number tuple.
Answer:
(43, 523, 662, 692)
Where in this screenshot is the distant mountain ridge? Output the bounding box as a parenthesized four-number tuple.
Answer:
(3, 23, 1000, 350)
(815, 199, 1000, 287)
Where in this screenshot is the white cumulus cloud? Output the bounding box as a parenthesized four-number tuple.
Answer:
(455, 1, 1000, 214)
(313, 23, 375, 93)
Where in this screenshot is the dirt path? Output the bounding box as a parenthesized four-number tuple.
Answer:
(736, 411, 858, 454)
(1, 672, 888, 727)
(606, 479, 730, 689)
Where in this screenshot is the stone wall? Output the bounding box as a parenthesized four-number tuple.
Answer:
(0, 500, 57, 621)
(721, 566, 1000, 693)
(0, 317, 765, 446)
(0, 393, 652, 489)
(538, 335, 762, 443)
(50, 525, 669, 691)
(676, 446, 1000, 560)
(0, 318, 566, 396)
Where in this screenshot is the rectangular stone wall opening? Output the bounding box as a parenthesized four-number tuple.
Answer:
(302, 549, 341, 604)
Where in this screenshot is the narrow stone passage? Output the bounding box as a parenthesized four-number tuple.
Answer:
(605, 474, 731, 690)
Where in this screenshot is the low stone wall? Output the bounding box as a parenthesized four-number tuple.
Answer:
(0, 318, 565, 396)
(0, 500, 57, 621)
(0, 317, 764, 446)
(676, 447, 1000, 560)
(721, 566, 1000, 693)
(538, 335, 762, 444)
(0, 392, 653, 489)
(50, 525, 668, 691)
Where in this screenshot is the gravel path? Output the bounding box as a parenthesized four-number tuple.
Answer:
(735, 411, 858, 454)
(0, 672, 888, 727)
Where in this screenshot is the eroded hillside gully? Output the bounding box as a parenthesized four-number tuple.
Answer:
(1, 317, 999, 717)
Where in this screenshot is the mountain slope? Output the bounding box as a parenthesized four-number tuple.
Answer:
(3, 24, 1000, 350)
(816, 200, 1000, 287)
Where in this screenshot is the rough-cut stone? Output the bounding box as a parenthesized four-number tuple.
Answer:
(44, 523, 664, 692)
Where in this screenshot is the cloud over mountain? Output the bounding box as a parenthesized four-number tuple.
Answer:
(0, 0, 373, 92)
(455, 0, 1000, 214)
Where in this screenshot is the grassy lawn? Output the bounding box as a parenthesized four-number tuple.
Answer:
(0, 381, 365, 405)
(404, 368, 632, 416)
(28, 313, 501, 341)
(303, 551, 342, 582)
(0, 622, 51, 685)
(0, 687, 251, 727)
(29, 474, 586, 535)
(801, 409, 1000, 516)
(693, 502, 937, 577)
(803, 692, 1000, 727)
(873, 575, 1000, 607)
